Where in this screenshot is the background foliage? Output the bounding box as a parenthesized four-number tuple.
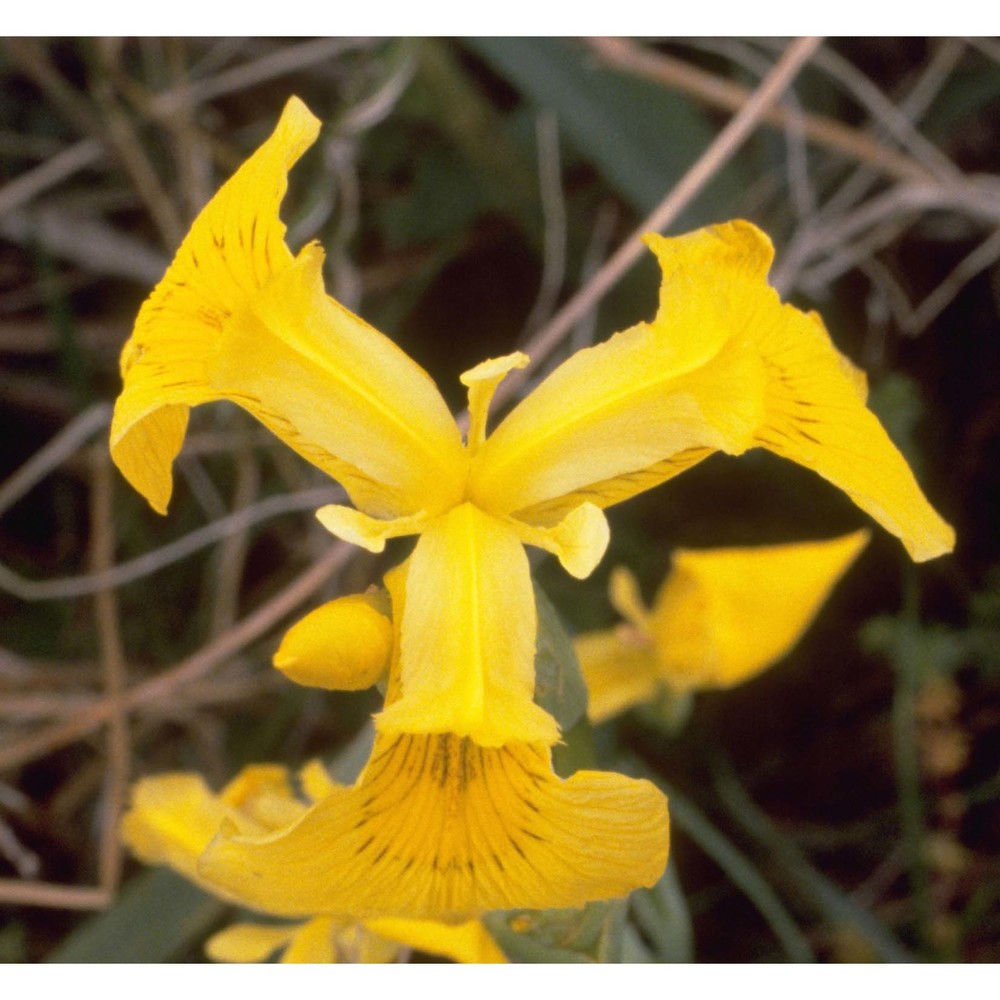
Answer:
(0, 37, 998, 962)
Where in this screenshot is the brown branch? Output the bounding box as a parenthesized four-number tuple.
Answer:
(587, 37, 936, 186)
(90, 453, 129, 898)
(0, 541, 351, 774)
(494, 35, 825, 410)
(0, 879, 111, 910)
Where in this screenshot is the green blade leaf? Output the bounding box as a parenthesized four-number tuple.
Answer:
(630, 861, 695, 962)
(485, 900, 626, 963)
(533, 580, 589, 732)
(464, 38, 745, 226)
(47, 868, 226, 963)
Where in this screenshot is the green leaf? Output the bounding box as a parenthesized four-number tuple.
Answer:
(378, 146, 487, 249)
(533, 581, 589, 732)
(924, 58, 1000, 138)
(624, 754, 814, 963)
(711, 761, 914, 963)
(861, 615, 969, 679)
(412, 40, 543, 233)
(485, 900, 626, 963)
(464, 38, 744, 226)
(0, 921, 27, 963)
(326, 721, 376, 784)
(47, 868, 226, 963)
(630, 861, 695, 962)
(665, 780, 815, 963)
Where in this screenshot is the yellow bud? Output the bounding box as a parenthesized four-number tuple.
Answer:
(273, 593, 392, 691)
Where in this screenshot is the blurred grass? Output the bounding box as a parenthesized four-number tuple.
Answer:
(1, 37, 998, 962)
(47, 869, 224, 964)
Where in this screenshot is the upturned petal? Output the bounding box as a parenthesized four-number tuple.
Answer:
(199, 731, 669, 920)
(111, 97, 465, 518)
(469, 221, 953, 562)
(376, 506, 561, 747)
(460, 352, 529, 457)
(608, 566, 650, 630)
(468, 222, 770, 518)
(508, 501, 610, 580)
(649, 530, 870, 692)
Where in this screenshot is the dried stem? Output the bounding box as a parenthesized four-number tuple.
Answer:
(0, 879, 111, 910)
(89, 453, 129, 898)
(0, 138, 104, 220)
(587, 37, 935, 185)
(493, 35, 824, 410)
(0, 484, 343, 601)
(208, 449, 261, 636)
(0, 541, 352, 774)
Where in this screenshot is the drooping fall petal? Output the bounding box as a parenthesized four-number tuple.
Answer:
(738, 293, 952, 563)
(110, 96, 465, 519)
(120, 765, 307, 900)
(470, 221, 953, 562)
(199, 731, 669, 921)
(126, 768, 509, 963)
(469, 315, 762, 519)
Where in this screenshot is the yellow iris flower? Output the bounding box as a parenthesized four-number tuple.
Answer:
(577, 531, 870, 723)
(111, 97, 953, 920)
(122, 762, 506, 963)
(192, 562, 669, 919)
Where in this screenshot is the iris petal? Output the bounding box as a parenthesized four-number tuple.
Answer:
(608, 566, 650, 630)
(471, 221, 953, 562)
(649, 529, 871, 692)
(111, 97, 465, 519)
(365, 917, 508, 964)
(744, 302, 953, 562)
(120, 774, 227, 883)
(509, 501, 610, 580)
(460, 352, 529, 457)
(199, 732, 669, 920)
(576, 629, 660, 724)
(120, 764, 306, 903)
(205, 922, 298, 963)
(377, 506, 560, 747)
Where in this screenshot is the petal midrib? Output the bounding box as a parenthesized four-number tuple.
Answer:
(474, 349, 716, 504)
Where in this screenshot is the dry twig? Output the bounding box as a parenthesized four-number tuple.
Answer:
(494, 35, 825, 410)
